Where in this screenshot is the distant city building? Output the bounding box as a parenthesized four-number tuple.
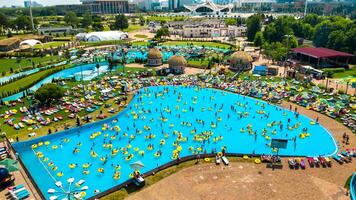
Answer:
(38, 26, 85, 36)
(169, 0, 195, 10)
(184, 0, 233, 16)
(80, 0, 129, 14)
(136, 0, 153, 10)
(235, 0, 276, 8)
(24, 1, 43, 8)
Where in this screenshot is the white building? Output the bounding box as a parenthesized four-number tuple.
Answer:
(76, 31, 129, 42)
(184, 0, 233, 16)
(162, 20, 246, 38)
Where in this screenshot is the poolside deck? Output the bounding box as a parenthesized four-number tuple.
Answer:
(126, 160, 352, 200)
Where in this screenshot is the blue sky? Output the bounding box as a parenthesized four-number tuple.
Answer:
(0, 0, 80, 7)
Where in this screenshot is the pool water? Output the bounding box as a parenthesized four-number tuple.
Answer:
(13, 86, 337, 199)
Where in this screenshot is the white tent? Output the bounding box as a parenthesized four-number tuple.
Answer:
(85, 31, 129, 42)
(19, 39, 43, 48)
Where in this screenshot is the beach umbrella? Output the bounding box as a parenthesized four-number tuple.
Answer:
(0, 167, 9, 181)
(0, 158, 19, 172)
(130, 161, 144, 171)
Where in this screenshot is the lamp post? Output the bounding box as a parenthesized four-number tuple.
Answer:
(29, 0, 35, 33)
(283, 34, 292, 78)
(304, 0, 308, 17)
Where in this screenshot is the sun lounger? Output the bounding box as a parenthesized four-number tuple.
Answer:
(221, 156, 229, 165)
(215, 155, 221, 165)
(12, 189, 30, 200)
(6, 187, 26, 196)
(332, 155, 343, 164)
(338, 154, 351, 163)
(133, 175, 145, 186)
(8, 184, 24, 191)
(341, 151, 352, 161)
(288, 159, 295, 169)
(313, 157, 320, 167)
(318, 156, 327, 167)
(324, 157, 332, 167)
(300, 159, 306, 169)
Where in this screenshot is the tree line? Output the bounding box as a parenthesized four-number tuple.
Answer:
(246, 14, 356, 62)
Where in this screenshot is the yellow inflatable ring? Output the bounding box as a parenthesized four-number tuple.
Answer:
(254, 159, 261, 164)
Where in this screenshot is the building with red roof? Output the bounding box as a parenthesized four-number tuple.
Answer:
(291, 47, 354, 68)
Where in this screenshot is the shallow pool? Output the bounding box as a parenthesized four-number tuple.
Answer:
(13, 86, 337, 199)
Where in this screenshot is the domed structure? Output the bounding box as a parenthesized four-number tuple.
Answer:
(229, 51, 253, 72)
(147, 48, 163, 66)
(168, 55, 187, 74)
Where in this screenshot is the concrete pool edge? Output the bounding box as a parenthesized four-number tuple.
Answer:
(10, 85, 340, 199)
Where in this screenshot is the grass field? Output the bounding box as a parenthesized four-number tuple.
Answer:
(33, 41, 67, 49)
(123, 25, 147, 32)
(0, 55, 61, 76)
(134, 34, 148, 38)
(187, 60, 210, 69)
(332, 66, 356, 79)
(146, 16, 186, 22)
(0, 64, 70, 97)
(162, 41, 233, 49)
(131, 41, 149, 46)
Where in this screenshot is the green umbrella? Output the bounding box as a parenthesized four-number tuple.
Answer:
(0, 158, 19, 172)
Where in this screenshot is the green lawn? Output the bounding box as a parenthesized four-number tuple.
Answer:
(123, 25, 146, 32)
(0, 64, 70, 97)
(146, 16, 186, 22)
(187, 60, 210, 69)
(131, 41, 149, 46)
(0, 55, 61, 76)
(332, 66, 356, 79)
(162, 41, 233, 49)
(33, 41, 67, 49)
(134, 34, 148, 38)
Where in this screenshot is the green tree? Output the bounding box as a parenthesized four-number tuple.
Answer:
(64, 11, 79, 28)
(0, 12, 8, 34)
(13, 15, 32, 30)
(246, 14, 262, 41)
(113, 14, 129, 30)
(81, 12, 93, 28)
(139, 15, 145, 26)
(34, 83, 64, 105)
(253, 31, 264, 47)
(154, 27, 169, 39)
(263, 42, 286, 63)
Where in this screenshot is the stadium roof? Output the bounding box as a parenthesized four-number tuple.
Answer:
(291, 47, 354, 59)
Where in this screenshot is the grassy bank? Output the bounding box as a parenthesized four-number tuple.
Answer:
(0, 64, 71, 97)
(0, 55, 61, 76)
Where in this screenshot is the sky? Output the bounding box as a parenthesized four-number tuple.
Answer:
(0, 0, 80, 7)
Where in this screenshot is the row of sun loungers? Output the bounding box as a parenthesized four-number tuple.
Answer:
(5, 184, 30, 200)
(0, 147, 9, 160)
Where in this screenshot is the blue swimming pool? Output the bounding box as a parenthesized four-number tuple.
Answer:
(13, 86, 338, 199)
